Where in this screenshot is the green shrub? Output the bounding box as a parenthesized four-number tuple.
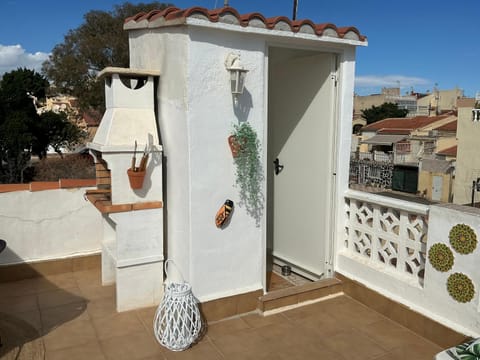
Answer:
(32, 154, 95, 181)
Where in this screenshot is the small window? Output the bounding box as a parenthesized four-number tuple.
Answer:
(423, 141, 435, 155)
(395, 142, 411, 154)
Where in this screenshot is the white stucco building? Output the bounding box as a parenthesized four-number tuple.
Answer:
(120, 6, 367, 302)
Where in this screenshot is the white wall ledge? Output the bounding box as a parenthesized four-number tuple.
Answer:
(345, 189, 429, 215)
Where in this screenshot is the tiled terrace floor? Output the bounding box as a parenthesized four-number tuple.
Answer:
(0, 268, 443, 360)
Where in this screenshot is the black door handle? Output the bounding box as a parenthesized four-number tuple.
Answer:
(273, 158, 284, 175)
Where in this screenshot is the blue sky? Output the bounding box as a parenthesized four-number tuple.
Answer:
(1, 0, 479, 97)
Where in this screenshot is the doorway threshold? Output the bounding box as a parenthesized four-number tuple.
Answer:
(259, 277, 343, 313)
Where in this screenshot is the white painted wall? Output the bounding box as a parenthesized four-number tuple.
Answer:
(0, 187, 102, 265)
(129, 27, 267, 300)
(332, 46, 357, 273)
(425, 204, 480, 336)
(187, 28, 266, 300)
(129, 28, 192, 279)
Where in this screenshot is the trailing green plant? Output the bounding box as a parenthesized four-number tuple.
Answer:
(447, 272, 475, 303)
(449, 224, 477, 255)
(428, 243, 454, 272)
(455, 339, 480, 359)
(230, 122, 263, 223)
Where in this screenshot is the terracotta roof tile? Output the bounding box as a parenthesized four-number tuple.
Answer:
(363, 115, 452, 132)
(434, 120, 457, 132)
(241, 13, 268, 28)
(146, 10, 168, 22)
(124, 6, 366, 42)
(436, 145, 457, 157)
(338, 26, 363, 40)
(377, 129, 411, 135)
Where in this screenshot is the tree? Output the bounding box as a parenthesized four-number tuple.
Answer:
(0, 69, 84, 183)
(361, 102, 409, 125)
(0, 110, 33, 183)
(42, 1, 172, 114)
(1, 68, 48, 112)
(32, 111, 85, 159)
(0, 68, 46, 183)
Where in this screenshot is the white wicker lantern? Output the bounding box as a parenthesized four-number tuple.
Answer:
(153, 260, 202, 351)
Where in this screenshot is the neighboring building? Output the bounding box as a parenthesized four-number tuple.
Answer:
(353, 87, 464, 134)
(353, 87, 419, 129)
(416, 120, 458, 202)
(353, 114, 457, 196)
(453, 98, 480, 205)
(36, 95, 101, 143)
(416, 87, 464, 116)
(359, 114, 457, 157)
(418, 158, 455, 202)
(81, 109, 102, 142)
(37, 95, 76, 114)
(436, 144, 457, 161)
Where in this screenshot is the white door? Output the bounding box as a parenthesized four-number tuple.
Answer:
(268, 49, 336, 279)
(432, 175, 443, 201)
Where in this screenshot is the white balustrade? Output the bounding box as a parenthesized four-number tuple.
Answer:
(341, 190, 480, 337)
(344, 189, 429, 286)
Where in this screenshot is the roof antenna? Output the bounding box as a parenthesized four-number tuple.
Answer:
(292, 0, 299, 20)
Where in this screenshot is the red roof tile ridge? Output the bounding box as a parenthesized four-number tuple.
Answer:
(182, 6, 214, 19)
(291, 19, 316, 32)
(124, 5, 366, 42)
(164, 7, 192, 21)
(314, 23, 338, 30)
(208, 6, 242, 21)
(125, 11, 148, 23)
(337, 26, 365, 40)
(314, 23, 339, 36)
(338, 26, 358, 33)
(264, 16, 294, 30)
(125, 7, 178, 23)
(239, 12, 268, 24)
(148, 8, 177, 22)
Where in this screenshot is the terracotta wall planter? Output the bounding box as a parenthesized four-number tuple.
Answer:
(127, 168, 146, 189)
(228, 135, 241, 158)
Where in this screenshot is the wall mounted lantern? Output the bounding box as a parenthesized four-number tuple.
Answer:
(225, 53, 248, 105)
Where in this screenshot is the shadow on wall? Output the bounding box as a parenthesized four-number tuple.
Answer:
(233, 88, 253, 123)
(0, 240, 88, 359)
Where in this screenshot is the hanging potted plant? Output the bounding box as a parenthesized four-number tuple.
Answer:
(229, 122, 263, 222)
(228, 135, 242, 158)
(127, 141, 150, 189)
